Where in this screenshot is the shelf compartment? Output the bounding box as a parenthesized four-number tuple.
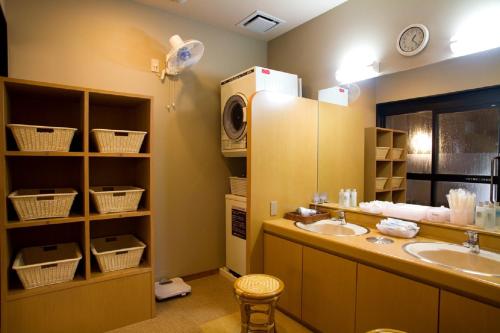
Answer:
(88, 152, 150, 158)
(376, 161, 392, 179)
(6, 222, 86, 294)
(89, 92, 151, 153)
(90, 216, 152, 270)
(90, 209, 150, 221)
(4, 81, 84, 152)
(393, 189, 406, 203)
(6, 214, 85, 229)
(393, 160, 407, 178)
(376, 191, 392, 202)
(5, 156, 85, 220)
(90, 264, 151, 282)
(393, 131, 408, 149)
(376, 129, 392, 148)
(89, 158, 150, 213)
(5, 151, 84, 157)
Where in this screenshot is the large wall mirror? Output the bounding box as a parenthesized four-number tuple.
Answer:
(317, 47, 500, 218)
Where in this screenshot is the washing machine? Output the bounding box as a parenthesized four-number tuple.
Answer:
(225, 194, 247, 276)
(221, 66, 299, 157)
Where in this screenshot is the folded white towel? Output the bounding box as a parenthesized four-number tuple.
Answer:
(377, 218, 420, 238)
(297, 207, 317, 217)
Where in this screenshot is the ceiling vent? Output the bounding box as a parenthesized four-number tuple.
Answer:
(237, 10, 285, 33)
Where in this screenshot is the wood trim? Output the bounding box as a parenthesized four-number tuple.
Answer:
(181, 269, 219, 282)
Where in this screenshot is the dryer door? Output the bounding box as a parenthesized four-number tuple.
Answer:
(223, 94, 247, 141)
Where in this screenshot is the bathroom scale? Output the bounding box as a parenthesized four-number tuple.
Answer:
(155, 277, 191, 301)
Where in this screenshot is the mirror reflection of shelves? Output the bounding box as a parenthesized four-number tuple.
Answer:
(365, 127, 408, 203)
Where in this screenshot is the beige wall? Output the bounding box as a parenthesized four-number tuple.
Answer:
(318, 79, 375, 203)
(268, 0, 500, 99)
(376, 47, 500, 103)
(6, 0, 267, 279)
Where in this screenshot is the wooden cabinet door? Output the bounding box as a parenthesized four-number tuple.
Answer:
(263, 233, 302, 319)
(355, 264, 439, 333)
(439, 290, 500, 333)
(302, 246, 357, 333)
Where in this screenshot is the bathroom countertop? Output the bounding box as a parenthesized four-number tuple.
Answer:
(314, 202, 500, 237)
(263, 218, 500, 306)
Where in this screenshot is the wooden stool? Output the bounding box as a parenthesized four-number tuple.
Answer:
(234, 274, 284, 333)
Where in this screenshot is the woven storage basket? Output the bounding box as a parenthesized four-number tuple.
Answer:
(375, 177, 388, 191)
(90, 186, 144, 214)
(375, 147, 390, 160)
(7, 124, 77, 152)
(229, 177, 247, 197)
(91, 129, 147, 153)
(392, 177, 404, 188)
(12, 242, 82, 289)
(91, 235, 146, 272)
(391, 148, 404, 160)
(8, 188, 77, 220)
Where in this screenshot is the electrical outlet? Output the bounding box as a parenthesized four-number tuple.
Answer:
(270, 201, 278, 216)
(151, 58, 160, 73)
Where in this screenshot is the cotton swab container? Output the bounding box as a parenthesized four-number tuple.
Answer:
(447, 189, 476, 225)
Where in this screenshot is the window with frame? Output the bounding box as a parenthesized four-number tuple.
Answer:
(377, 86, 500, 206)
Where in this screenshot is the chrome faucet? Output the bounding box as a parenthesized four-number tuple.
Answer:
(337, 211, 346, 225)
(463, 231, 480, 254)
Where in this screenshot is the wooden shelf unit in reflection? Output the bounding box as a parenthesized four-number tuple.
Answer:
(365, 127, 408, 203)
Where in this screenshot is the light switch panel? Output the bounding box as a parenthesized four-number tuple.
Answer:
(270, 201, 278, 216)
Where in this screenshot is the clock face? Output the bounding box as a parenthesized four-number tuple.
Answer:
(397, 24, 429, 56)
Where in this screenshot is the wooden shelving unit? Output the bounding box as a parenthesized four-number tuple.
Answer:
(364, 127, 408, 203)
(0, 78, 154, 333)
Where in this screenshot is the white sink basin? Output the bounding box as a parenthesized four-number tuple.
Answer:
(295, 219, 369, 236)
(404, 242, 500, 277)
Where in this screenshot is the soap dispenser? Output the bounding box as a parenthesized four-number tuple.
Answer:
(339, 189, 344, 207)
(350, 189, 357, 207)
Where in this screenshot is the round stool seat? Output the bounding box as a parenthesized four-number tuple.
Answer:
(234, 274, 284, 300)
(366, 329, 408, 333)
(234, 274, 284, 333)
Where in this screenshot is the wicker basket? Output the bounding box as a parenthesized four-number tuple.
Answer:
(229, 177, 247, 197)
(12, 242, 82, 289)
(391, 148, 404, 160)
(91, 129, 147, 153)
(90, 186, 144, 214)
(91, 235, 146, 272)
(375, 147, 390, 160)
(375, 177, 388, 191)
(392, 177, 404, 189)
(8, 188, 77, 220)
(7, 124, 77, 152)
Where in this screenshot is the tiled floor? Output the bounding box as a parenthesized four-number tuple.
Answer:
(108, 273, 310, 333)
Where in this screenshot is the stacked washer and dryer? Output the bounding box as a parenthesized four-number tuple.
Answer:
(221, 66, 299, 276)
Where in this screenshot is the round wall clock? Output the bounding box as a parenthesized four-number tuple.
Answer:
(396, 24, 429, 56)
